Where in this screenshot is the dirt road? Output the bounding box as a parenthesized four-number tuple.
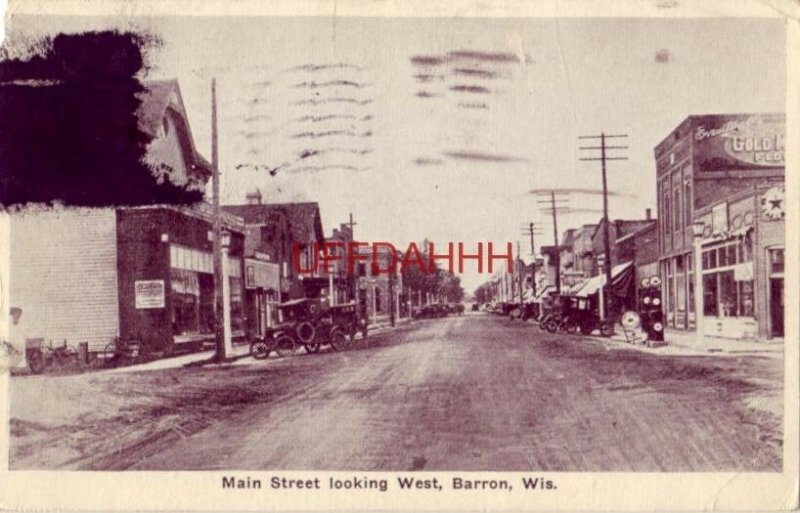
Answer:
(10, 314, 782, 471)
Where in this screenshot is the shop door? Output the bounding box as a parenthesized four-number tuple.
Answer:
(770, 278, 784, 338)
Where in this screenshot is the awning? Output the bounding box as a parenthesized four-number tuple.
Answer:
(574, 261, 634, 298)
(280, 298, 309, 307)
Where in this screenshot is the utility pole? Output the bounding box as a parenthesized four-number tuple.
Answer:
(579, 132, 628, 318)
(521, 222, 544, 297)
(346, 212, 359, 308)
(516, 241, 523, 304)
(535, 191, 569, 294)
(211, 78, 227, 364)
(388, 258, 396, 327)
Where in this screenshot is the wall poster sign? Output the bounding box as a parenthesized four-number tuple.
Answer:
(693, 114, 785, 172)
(135, 280, 166, 309)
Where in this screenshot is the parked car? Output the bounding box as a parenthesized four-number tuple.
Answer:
(413, 304, 449, 319)
(249, 298, 363, 359)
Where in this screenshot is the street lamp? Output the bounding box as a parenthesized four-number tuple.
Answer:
(221, 229, 232, 249)
(691, 221, 705, 239)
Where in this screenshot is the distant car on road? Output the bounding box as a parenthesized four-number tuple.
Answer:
(445, 303, 465, 315)
(413, 304, 449, 319)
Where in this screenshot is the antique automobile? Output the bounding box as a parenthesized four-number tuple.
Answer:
(249, 298, 359, 359)
(413, 303, 448, 319)
(445, 303, 465, 315)
(329, 302, 368, 342)
(509, 302, 538, 321)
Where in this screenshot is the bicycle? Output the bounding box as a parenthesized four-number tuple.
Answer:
(102, 338, 145, 367)
(27, 340, 78, 374)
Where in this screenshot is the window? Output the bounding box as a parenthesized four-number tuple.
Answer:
(675, 255, 686, 317)
(674, 187, 682, 230)
(770, 248, 784, 274)
(701, 240, 755, 319)
(684, 181, 692, 227)
(718, 246, 728, 267)
(701, 239, 750, 272)
(719, 271, 738, 317)
(703, 274, 718, 316)
(664, 191, 671, 234)
(230, 277, 244, 332)
(687, 256, 695, 314)
(739, 280, 754, 317)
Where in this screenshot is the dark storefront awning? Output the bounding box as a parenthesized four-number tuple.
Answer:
(574, 261, 634, 298)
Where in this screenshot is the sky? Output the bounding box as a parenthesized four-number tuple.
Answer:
(5, 15, 786, 292)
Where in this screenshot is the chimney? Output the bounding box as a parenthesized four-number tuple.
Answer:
(645, 208, 652, 221)
(246, 189, 262, 205)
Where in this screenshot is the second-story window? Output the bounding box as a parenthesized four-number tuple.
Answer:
(684, 180, 692, 229)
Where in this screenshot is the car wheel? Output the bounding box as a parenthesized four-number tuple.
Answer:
(275, 335, 297, 357)
(329, 328, 347, 351)
(250, 340, 272, 360)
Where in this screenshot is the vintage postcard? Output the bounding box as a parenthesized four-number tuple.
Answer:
(0, 0, 797, 511)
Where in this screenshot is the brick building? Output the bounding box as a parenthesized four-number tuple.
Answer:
(655, 113, 784, 339)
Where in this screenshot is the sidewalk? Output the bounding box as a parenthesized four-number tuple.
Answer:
(106, 318, 414, 374)
(595, 327, 783, 358)
(103, 343, 253, 374)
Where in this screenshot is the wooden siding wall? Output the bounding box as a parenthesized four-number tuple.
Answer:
(9, 208, 119, 350)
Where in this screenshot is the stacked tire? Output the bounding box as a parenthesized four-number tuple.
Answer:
(638, 276, 664, 342)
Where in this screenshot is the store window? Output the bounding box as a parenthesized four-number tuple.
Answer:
(171, 268, 215, 336)
(739, 280, 754, 317)
(719, 271, 738, 317)
(230, 277, 244, 333)
(687, 255, 695, 314)
(170, 244, 244, 337)
(703, 274, 718, 316)
(675, 256, 686, 326)
(700, 237, 755, 320)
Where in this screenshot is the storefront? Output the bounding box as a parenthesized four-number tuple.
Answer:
(655, 113, 785, 338)
(660, 252, 695, 331)
(117, 205, 246, 354)
(244, 256, 281, 336)
(692, 185, 785, 340)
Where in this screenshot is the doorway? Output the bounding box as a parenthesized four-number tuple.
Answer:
(770, 278, 784, 338)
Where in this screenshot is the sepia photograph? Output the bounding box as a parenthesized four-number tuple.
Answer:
(0, 1, 797, 510)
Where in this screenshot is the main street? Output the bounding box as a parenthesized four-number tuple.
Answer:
(10, 313, 782, 471)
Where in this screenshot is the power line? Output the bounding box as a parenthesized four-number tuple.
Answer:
(578, 132, 629, 320)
